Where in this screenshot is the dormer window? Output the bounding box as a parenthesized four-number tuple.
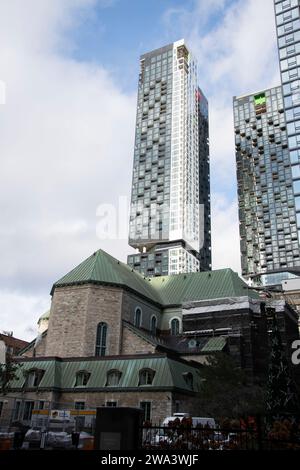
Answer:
(182, 372, 193, 389)
(75, 371, 91, 387)
(24, 369, 45, 388)
(106, 369, 122, 387)
(139, 368, 155, 386)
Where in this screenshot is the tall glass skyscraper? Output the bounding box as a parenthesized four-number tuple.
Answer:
(233, 0, 300, 287)
(234, 88, 300, 286)
(274, 1, 300, 237)
(127, 40, 211, 277)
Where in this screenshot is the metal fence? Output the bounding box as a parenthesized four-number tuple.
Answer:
(141, 424, 300, 451)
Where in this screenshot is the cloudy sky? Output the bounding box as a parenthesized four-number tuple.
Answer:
(0, 0, 280, 340)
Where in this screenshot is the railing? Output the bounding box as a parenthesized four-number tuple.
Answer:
(141, 426, 259, 450)
(140, 424, 300, 451)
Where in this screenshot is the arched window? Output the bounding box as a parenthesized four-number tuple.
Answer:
(75, 371, 90, 387)
(170, 318, 180, 336)
(138, 368, 156, 386)
(134, 308, 142, 328)
(95, 322, 108, 356)
(150, 316, 157, 335)
(106, 369, 122, 387)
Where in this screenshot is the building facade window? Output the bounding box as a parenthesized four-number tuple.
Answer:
(95, 322, 108, 357)
(170, 318, 180, 335)
(140, 401, 151, 422)
(13, 400, 21, 421)
(75, 371, 91, 387)
(106, 369, 122, 387)
(134, 308, 142, 328)
(138, 368, 156, 386)
(74, 401, 85, 410)
(23, 401, 34, 421)
(150, 315, 157, 335)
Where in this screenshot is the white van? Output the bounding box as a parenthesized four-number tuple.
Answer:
(161, 413, 190, 427)
(191, 417, 216, 428)
(161, 414, 216, 428)
(151, 414, 216, 447)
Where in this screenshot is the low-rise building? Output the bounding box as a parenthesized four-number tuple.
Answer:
(0, 333, 29, 361)
(1, 249, 299, 427)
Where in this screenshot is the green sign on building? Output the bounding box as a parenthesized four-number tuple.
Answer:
(254, 93, 266, 106)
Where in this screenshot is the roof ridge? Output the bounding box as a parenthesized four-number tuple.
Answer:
(230, 269, 249, 296)
(52, 248, 256, 305)
(90, 250, 102, 280)
(100, 249, 152, 282)
(225, 269, 238, 296)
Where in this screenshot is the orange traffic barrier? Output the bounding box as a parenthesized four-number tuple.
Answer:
(82, 438, 94, 450)
(0, 438, 13, 450)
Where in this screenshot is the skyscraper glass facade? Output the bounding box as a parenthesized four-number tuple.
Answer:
(275, 0, 300, 249)
(234, 87, 300, 282)
(127, 40, 211, 277)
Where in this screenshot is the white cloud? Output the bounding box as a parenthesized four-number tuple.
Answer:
(41, 220, 88, 237)
(0, 0, 282, 339)
(0, 290, 50, 341)
(211, 193, 241, 273)
(0, 0, 135, 339)
(163, 0, 227, 39)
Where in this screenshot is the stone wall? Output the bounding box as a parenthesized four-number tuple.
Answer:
(0, 391, 54, 428)
(160, 307, 182, 333)
(58, 390, 174, 424)
(0, 388, 202, 427)
(121, 326, 156, 355)
(45, 284, 123, 357)
(121, 291, 161, 332)
(22, 334, 48, 358)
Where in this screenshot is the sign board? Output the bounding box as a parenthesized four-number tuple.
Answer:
(50, 410, 71, 421)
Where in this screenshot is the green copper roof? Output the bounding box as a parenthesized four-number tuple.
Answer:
(148, 269, 257, 305)
(52, 249, 258, 306)
(52, 250, 162, 304)
(38, 310, 50, 323)
(201, 336, 227, 352)
(10, 356, 202, 393)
